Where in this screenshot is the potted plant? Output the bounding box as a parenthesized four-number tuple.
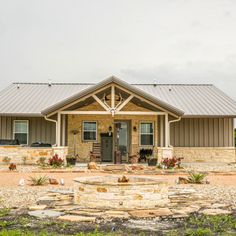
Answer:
(66, 155, 77, 166)
(148, 156, 158, 166)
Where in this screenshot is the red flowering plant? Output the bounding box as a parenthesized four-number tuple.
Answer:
(161, 157, 183, 169)
(48, 154, 64, 167)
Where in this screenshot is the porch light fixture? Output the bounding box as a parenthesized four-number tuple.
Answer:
(71, 130, 79, 135)
(133, 126, 137, 132)
(109, 126, 112, 136)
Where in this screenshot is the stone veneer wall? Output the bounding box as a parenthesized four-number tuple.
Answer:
(0, 146, 68, 164)
(67, 101, 159, 162)
(173, 147, 236, 163)
(157, 147, 173, 162)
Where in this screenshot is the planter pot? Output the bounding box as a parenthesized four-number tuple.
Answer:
(129, 155, 139, 164)
(66, 158, 77, 165)
(148, 158, 157, 166)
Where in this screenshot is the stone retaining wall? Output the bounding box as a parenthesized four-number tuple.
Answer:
(0, 146, 68, 164)
(74, 176, 169, 210)
(173, 147, 236, 163)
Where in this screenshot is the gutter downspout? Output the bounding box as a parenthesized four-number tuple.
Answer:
(44, 116, 57, 146)
(168, 117, 181, 148)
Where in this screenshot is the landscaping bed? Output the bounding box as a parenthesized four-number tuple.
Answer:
(0, 209, 236, 235)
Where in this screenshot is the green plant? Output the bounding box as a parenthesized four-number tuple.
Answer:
(187, 171, 207, 184)
(0, 230, 51, 236)
(186, 214, 236, 233)
(185, 228, 212, 236)
(48, 154, 64, 167)
(161, 157, 183, 169)
(37, 157, 47, 167)
(0, 208, 10, 217)
(22, 156, 27, 165)
(2, 157, 11, 164)
(29, 175, 48, 186)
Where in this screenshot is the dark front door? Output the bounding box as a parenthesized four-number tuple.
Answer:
(101, 134, 113, 162)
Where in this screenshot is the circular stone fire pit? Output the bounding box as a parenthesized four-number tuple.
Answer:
(74, 175, 169, 210)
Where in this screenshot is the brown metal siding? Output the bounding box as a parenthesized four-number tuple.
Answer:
(170, 118, 234, 147)
(0, 116, 56, 145)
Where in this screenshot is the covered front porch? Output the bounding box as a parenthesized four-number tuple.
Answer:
(42, 77, 183, 163)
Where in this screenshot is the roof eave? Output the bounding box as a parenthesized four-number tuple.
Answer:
(183, 114, 236, 118)
(0, 113, 43, 117)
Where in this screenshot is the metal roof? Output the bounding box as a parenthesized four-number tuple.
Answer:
(0, 76, 236, 117)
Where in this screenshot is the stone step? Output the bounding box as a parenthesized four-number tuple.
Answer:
(58, 215, 96, 222)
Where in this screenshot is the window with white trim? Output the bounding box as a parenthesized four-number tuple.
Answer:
(13, 120, 29, 145)
(140, 122, 154, 146)
(83, 121, 97, 141)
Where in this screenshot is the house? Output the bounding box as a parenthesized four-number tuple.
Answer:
(0, 76, 235, 163)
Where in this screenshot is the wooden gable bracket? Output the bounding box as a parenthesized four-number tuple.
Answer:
(91, 86, 136, 116)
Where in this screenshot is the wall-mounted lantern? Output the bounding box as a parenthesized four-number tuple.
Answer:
(108, 126, 112, 136)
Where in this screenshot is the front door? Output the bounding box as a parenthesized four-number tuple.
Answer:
(101, 133, 113, 162)
(114, 121, 130, 163)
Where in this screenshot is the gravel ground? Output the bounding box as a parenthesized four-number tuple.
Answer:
(193, 185, 236, 208)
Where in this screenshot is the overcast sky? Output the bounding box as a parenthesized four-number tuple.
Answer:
(0, 0, 236, 101)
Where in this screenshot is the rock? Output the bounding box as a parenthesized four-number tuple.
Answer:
(28, 210, 64, 218)
(60, 179, 65, 185)
(18, 178, 25, 186)
(130, 165, 144, 171)
(48, 189, 74, 195)
(171, 206, 199, 215)
(87, 162, 98, 170)
(211, 203, 231, 209)
(177, 177, 189, 184)
(118, 175, 129, 183)
(49, 178, 59, 185)
(200, 208, 232, 215)
(128, 208, 173, 218)
(58, 215, 96, 222)
(28, 205, 47, 210)
(104, 210, 130, 219)
(9, 163, 17, 171)
(70, 210, 103, 217)
(102, 165, 127, 172)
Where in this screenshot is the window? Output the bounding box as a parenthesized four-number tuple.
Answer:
(83, 121, 97, 141)
(13, 120, 29, 145)
(140, 122, 154, 146)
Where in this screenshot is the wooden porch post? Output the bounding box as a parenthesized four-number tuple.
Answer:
(61, 114, 66, 146)
(165, 114, 169, 147)
(57, 112, 61, 146)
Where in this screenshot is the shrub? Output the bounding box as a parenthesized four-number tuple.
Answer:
(29, 175, 49, 186)
(48, 154, 64, 167)
(187, 171, 207, 184)
(185, 228, 212, 236)
(0, 208, 10, 217)
(37, 157, 47, 167)
(2, 157, 11, 164)
(21, 156, 27, 165)
(161, 157, 183, 169)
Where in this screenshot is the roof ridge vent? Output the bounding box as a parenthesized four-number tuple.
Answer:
(17, 83, 20, 89)
(48, 79, 52, 87)
(153, 79, 157, 87)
